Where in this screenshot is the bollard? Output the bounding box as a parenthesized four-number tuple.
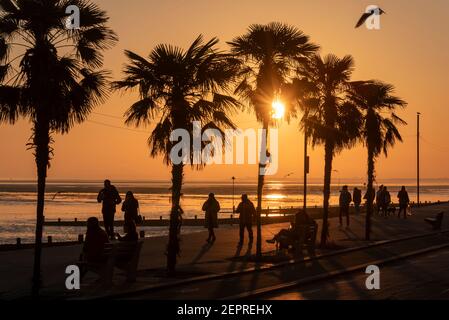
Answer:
(58, 218, 61, 223)
(78, 234, 84, 243)
(139, 230, 145, 239)
(160, 216, 163, 220)
(74, 217, 77, 222)
(47, 236, 53, 244)
(195, 215, 198, 220)
(16, 238, 21, 247)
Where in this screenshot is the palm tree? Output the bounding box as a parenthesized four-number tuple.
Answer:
(228, 22, 318, 256)
(295, 54, 361, 247)
(113, 35, 241, 275)
(0, 0, 116, 295)
(348, 80, 406, 240)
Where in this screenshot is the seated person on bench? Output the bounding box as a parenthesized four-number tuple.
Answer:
(81, 217, 109, 263)
(114, 220, 139, 263)
(115, 220, 138, 242)
(266, 210, 314, 248)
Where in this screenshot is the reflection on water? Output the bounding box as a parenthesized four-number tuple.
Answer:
(0, 180, 448, 244)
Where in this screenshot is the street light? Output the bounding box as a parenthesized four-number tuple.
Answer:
(232, 176, 236, 213)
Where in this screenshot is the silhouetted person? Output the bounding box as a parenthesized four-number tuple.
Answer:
(266, 210, 314, 248)
(382, 186, 391, 217)
(339, 186, 352, 227)
(115, 220, 138, 242)
(97, 179, 122, 240)
(236, 194, 255, 246)
(353, 187, 362, 215)
(121, 191, 139, 226)
(202, 193, 220, 243)
(364, 187, 375, 205)
(81, 217, 109, 263)
(397, 186, 410, 219)
(376, 185, 384, 215)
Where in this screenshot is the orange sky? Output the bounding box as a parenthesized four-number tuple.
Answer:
(0, 0, 448, 183)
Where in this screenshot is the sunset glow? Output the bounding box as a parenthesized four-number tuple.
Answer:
(272, 100, 285, 120)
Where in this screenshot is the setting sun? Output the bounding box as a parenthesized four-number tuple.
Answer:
(272, 100, 285, 119)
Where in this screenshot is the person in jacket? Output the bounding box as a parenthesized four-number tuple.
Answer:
(353, 187, 362, 215)
(235, 194, 255, 246)
(202, 193, 220, 243)
(81, 217, 109, 263)
(121, 191, 140, 226)
(397, 186, 410, 219)
(376, 185, 384, 216)
(339, 186, 352, 227)
(266, 210, 314, 248)
(97, 179, 122, 240)
(382, 186, 391, 217)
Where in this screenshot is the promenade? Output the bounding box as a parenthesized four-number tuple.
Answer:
(0, 203, 447, 300)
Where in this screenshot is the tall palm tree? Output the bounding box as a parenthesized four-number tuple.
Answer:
(228, 22, 318, 256)
(113, 35, 241, 275)
(0, 0, 116, 295)
(348, 80, 406, 240)
(295, 54, 361, 247)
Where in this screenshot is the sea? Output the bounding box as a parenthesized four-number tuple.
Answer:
(0, 179, 448, 244)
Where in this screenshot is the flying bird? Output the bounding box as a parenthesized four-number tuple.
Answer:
(283, 172, 295, 178)
(355, 7, 386, 28)
(51, 191, 63, 201)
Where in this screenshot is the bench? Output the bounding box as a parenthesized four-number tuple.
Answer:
(424, 212, 444, 230)
(78, 240, 144, 285)
(274, 221, 318, 255)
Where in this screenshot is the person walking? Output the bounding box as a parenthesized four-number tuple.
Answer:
(339, 186, 352, 227)
(97, 179, 122, 240)
(376, 185, 384, 216)
(382, 186, 391, 217)
(353, 187, 362, 215)
(235, 194, 255, 246)
(121, 191, 140, 226)
(397, 186, 410, 219)
(202, 193, 220, 243)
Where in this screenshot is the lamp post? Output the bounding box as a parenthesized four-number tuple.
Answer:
(232, 176, 236, 213)
(303, 126, 309, 213)
(417, 112, 421, 206)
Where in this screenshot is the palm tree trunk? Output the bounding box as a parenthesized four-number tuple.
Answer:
(320, 141, 334, 247)
(167, 163, 184, 275)
(365, 147, 375, 240)
(31, 119, 50, 297)
(256, 123, 268, 258)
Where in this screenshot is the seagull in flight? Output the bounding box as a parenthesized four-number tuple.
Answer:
(355, 7, 386, 28)
(283, 172, 295, 178)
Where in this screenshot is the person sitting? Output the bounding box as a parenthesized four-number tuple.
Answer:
(81, 217, 109, 263)
(115, 220, 138, 242)
(266, 210, 314, 249)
